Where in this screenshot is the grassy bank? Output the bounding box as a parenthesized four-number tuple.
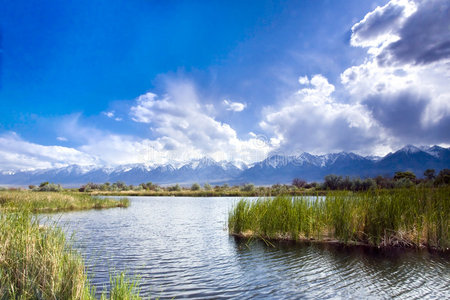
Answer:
(0, 191, 141, 299)
(0, 190, 129, 212)
(229, 187, 450, 250)
(0, 208, 141, 299)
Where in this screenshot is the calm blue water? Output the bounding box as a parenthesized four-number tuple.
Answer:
(47, 197, 449, 299)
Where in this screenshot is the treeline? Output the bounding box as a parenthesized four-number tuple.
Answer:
(78, 181, 258, 193)
(77, 168, 449, 193)
(16, 168, 448, 195)
(317, 169, 450, 191)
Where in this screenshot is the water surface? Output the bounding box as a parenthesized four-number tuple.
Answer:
(50, 197, 449, 299)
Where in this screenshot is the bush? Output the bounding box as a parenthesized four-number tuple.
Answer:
(191, 183, 201, 191)
(240, 183, 255, 192)
(167, 184, 181, 192)
(435, 169, 450, 186)
(292, 178, 307, 188)
(394, 171, 416, 182)
(37, 182, 62, 192)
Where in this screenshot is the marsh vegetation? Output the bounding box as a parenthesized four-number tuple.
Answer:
(229, 187, 450, 250)
(0, 190, 129, 212)
(0, 191, 140, 299)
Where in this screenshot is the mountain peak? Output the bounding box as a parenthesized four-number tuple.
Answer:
(399, 144, 422, 154)
(1, 144, 448, 185)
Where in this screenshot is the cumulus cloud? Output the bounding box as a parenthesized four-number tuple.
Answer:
(130, 81, 272, 163)
(56, 136, 68, 142)
(260, 75, 385, 155)
(223, 99, 246, 112)
(350, 0, 417, 51)
(0, 132, 98, 171)
(103, 111, 115, 118)
(342, 0, 450, 147)
(103, 110, 122, 121)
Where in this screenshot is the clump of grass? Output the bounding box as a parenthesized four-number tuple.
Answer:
(100, 272, 141, 300)
(229, 187, 450, 250)
(0, 208, 141, 299)
(0, 190, 129, 213)
(0, 209, 93, 299)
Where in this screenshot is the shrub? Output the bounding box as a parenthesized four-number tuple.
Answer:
(292, 178, 307, 188)
(191, 183, 201, 191)
(241, 183, 255, 192)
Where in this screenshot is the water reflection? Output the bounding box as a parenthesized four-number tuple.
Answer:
(48, 197, 449, 299)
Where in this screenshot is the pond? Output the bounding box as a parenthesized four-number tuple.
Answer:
(49, 196, 449, 299)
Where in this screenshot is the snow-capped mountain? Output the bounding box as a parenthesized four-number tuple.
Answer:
(0, 145, 448, 186)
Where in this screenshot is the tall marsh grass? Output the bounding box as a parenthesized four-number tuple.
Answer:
(0, 209, 142, 299)
(229, 187, 450, 250)
(0, 190, 129, 212)
(0, 191, 142, 299)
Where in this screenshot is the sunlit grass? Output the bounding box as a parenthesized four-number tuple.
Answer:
(0, 190, 129, 212)
(229, 187, 450, 250)
(0, 192, 142, 299)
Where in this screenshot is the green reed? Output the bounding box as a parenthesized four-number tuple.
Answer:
(229, 187, 449, 250)
(0, 193, 141, 299)
(0, 190, 129, 213)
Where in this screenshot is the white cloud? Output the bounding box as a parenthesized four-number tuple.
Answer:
(260, 75, 386, 155)
(223, 99, 246, 112)
(350, 0, 417, 53)
(0, 132, 98, 171)
(342, 0, 450, 147)
(129, 81, 271, 163)
(298, 75, 309, 85)
(103, 110, 122, 121)
(103, 111, 115, 118)
(56, 136, 68, 142)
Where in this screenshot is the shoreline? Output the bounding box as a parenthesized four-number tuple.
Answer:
(89, 190, 326, 197)
(230, 232, 449, 252)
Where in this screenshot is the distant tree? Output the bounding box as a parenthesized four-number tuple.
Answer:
(168, 184, 181, 192)
(292, 178, 307, 188)
(133, 185, 143, 191)
(361, 178, 377, 191)
(341, 176, 353, 190)
(375, 176, 394, 189)
(394, 171, 416, 182)
(191, 183, 201, 191)
(222, 183, 229, 189)
(115, 181, 127, 191)
(435, 169, 450, 186)
(28, 185, 36, 190)
(38, 183, 62, 192)
(323, 175, 342, 190)
(241, 183, 255, 192)
(79, 184, 90, 192)
(351, 178, 363, 191)
(304, 182, 317, 189)
(203, 183, 212, 191)
(394, 178, 414, 188)
(140, 182, 157, 191)
(98, 182, 111, 191)
(424, 169, 436, 180)
(39, 182, 49, 188)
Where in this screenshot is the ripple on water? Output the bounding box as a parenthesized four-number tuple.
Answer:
(49, 197, 450, 299)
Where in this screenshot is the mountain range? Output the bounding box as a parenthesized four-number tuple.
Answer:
(1, 145, 449, 186)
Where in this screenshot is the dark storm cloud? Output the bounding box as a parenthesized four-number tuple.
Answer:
(363, 92, 450, 144)
(351, 1, 406, 44)
(378, 0, 450, 66)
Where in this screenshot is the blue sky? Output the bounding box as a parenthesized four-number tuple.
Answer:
(0, 0, 449, 170)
